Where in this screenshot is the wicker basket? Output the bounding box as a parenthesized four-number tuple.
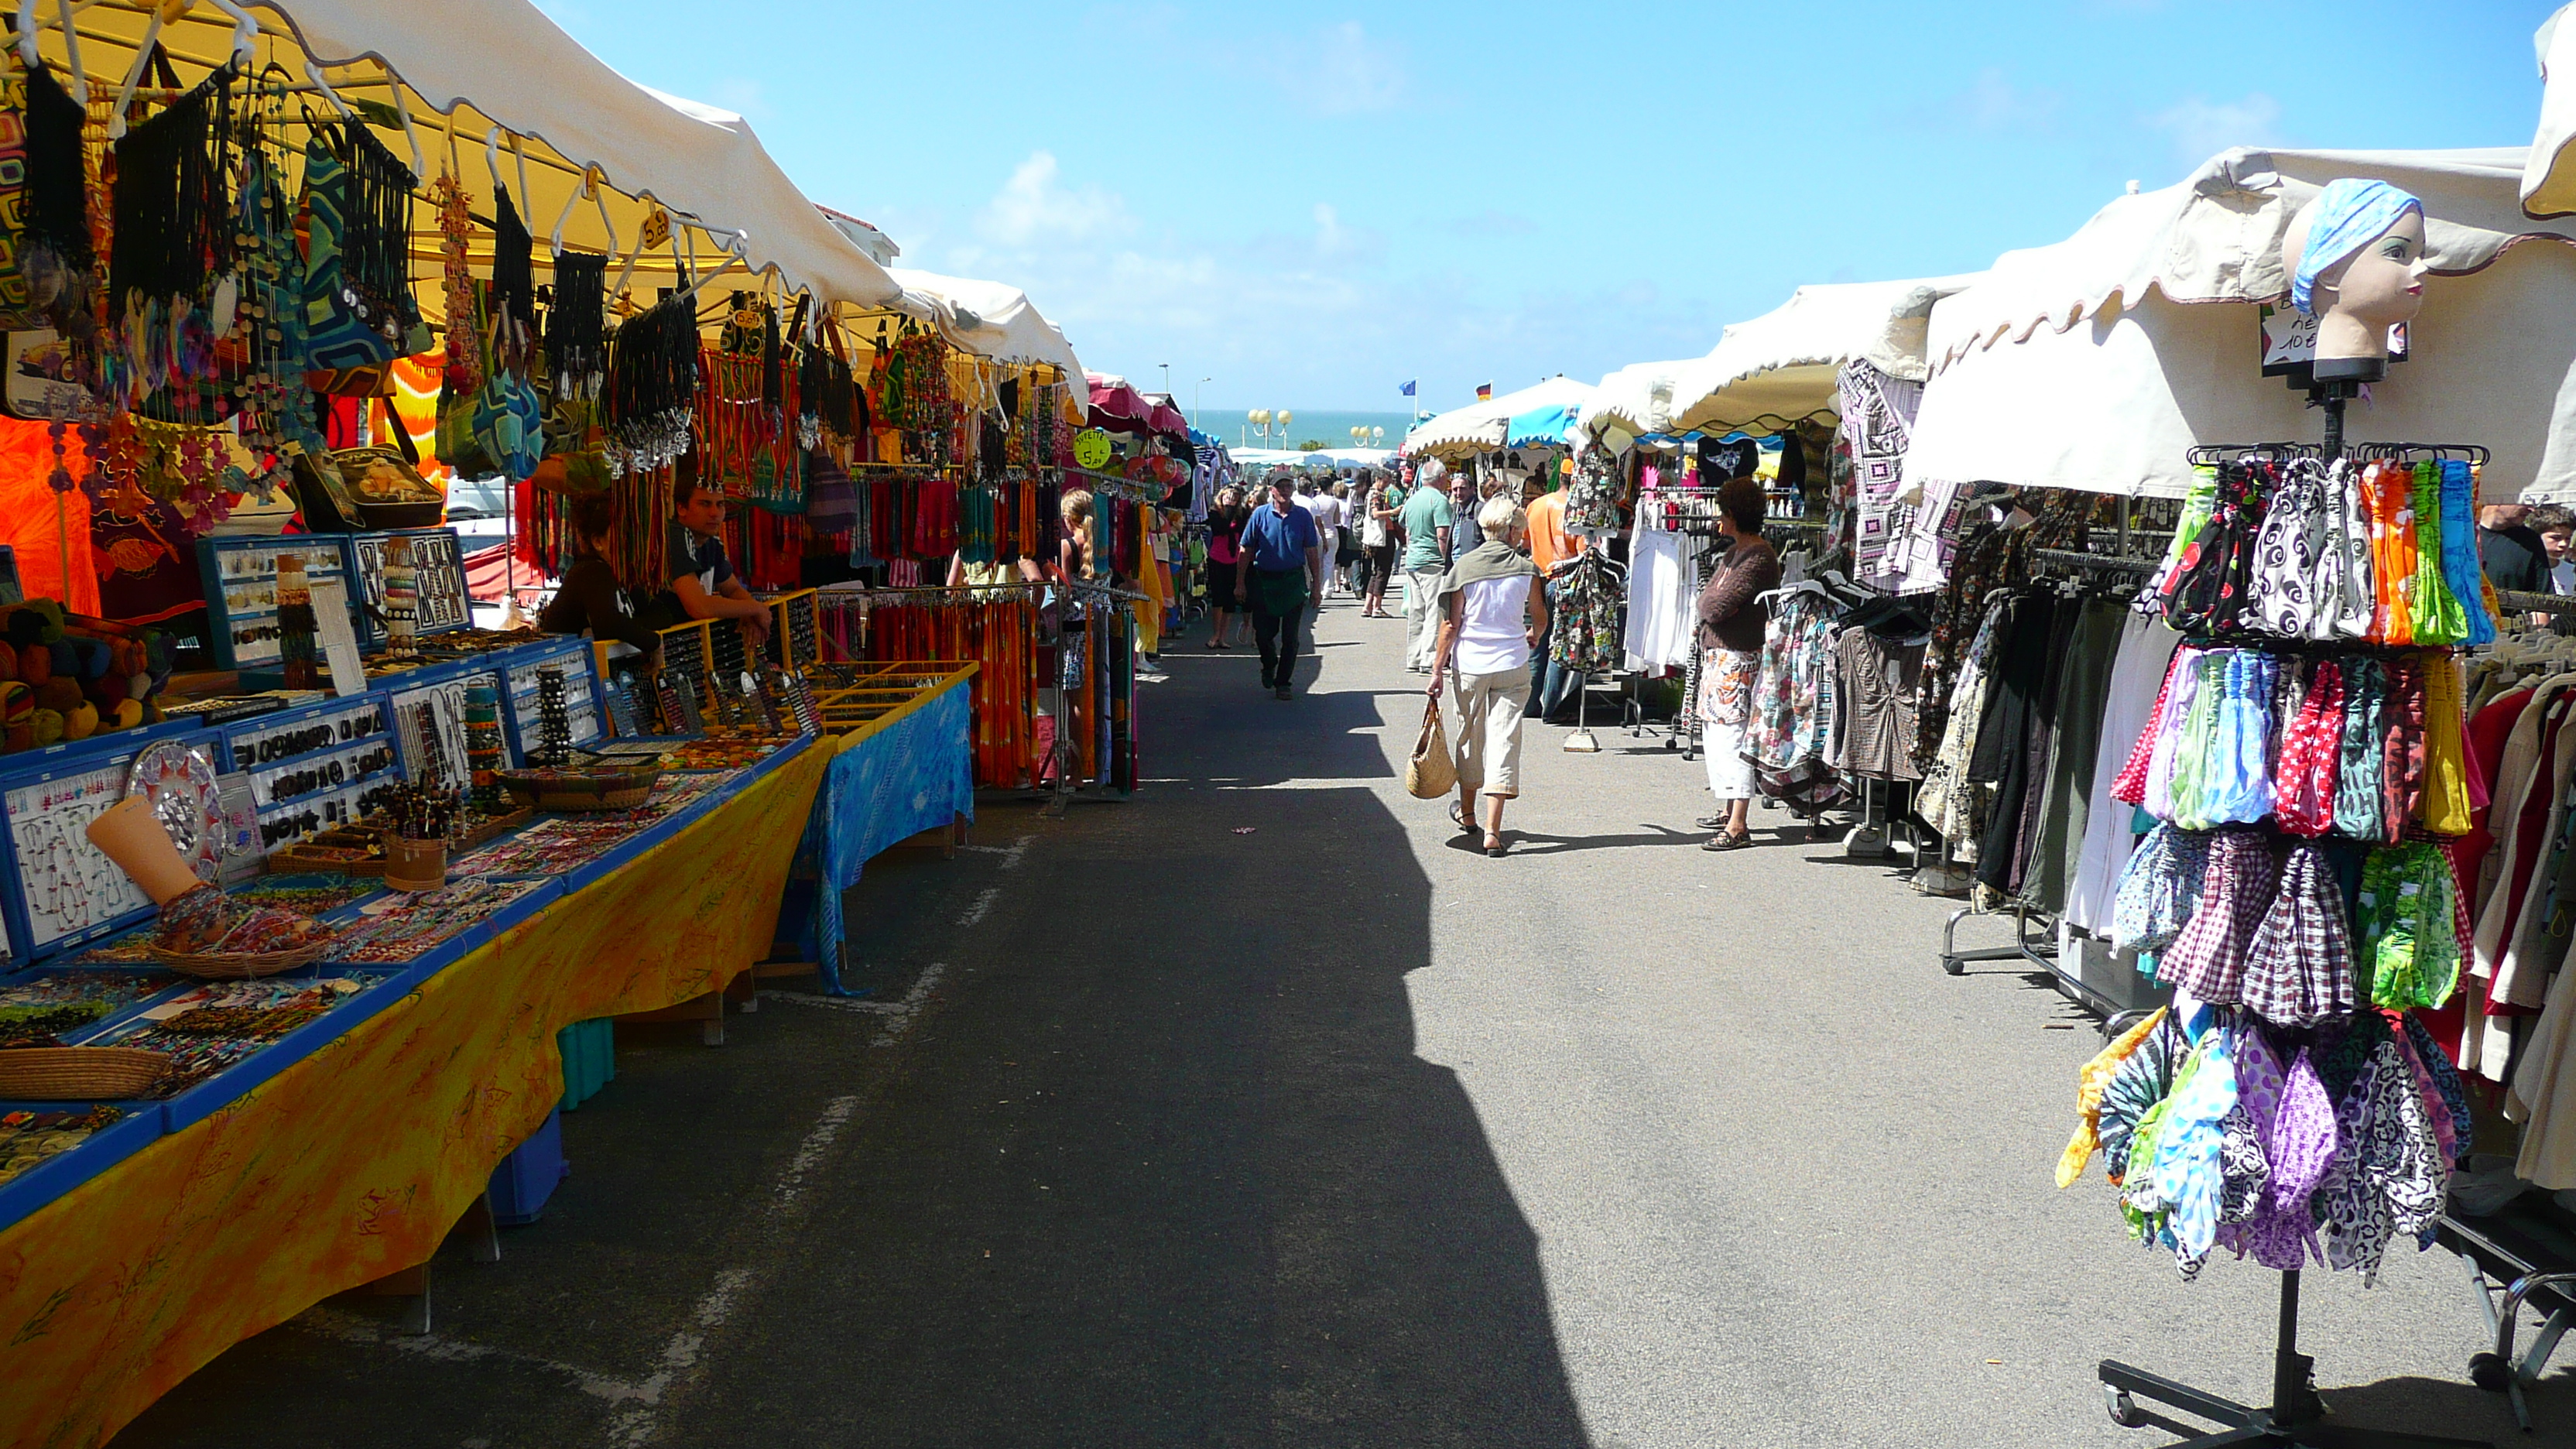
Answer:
(0, 1046, 172, 1099)
(495, 766, 663, 813)
(144, 940, 332, 980)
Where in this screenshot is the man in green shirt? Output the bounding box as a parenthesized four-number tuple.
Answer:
(1399, 469, 1454, 673)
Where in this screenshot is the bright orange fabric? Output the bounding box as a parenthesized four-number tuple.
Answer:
(1525, 490, 1585, 574)
(0, 742, 829, 1448)
(0, 416, 98, 614)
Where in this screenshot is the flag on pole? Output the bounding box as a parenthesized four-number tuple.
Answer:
(1399, 380, 1416, 396)
(1475, 382, 1492, 400)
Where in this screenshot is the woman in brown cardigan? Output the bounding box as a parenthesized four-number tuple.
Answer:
(1694, 475, 1780, 851)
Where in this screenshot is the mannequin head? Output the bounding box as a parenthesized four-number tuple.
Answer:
(2283, 178, 2429, 381)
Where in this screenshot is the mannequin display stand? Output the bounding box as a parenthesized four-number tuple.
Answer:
(2089, 385, 2490, 1449)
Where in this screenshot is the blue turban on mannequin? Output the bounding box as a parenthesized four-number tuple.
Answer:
(2292, 178, 2424, 316)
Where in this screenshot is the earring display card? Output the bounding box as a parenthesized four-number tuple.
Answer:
(389, 674, 498, 789)
(602, 677, 642, 739)
(4, 753, 159, 955)
(785, 673, 820, 735)
(347, 529, 470, 646)
(197, 537, 355, 673)
(504, 646, 601, 754)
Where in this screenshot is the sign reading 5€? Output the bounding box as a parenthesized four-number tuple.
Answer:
(1072, 428, 1112, 469)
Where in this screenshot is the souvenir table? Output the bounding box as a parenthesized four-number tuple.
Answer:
(0, 731, 830, 1448)
(790, 664, 978, 991)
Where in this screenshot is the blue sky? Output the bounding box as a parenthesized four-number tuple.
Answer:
(536, 1, 2553, 413)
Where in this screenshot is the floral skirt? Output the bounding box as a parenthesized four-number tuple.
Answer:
(1700, 647, 1760, 800)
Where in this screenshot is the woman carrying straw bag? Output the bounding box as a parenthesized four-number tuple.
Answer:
(1427, 496, 1547, 858)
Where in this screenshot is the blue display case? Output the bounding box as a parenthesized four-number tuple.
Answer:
(381, 659, 512, 789)
(216, 692, 402, 854)
(194, 535, 356, 681)
(498, 637, 604, 759)
(344, 528, 471, 650)
(0, 728, 222, 962)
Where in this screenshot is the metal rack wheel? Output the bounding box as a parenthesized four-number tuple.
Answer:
(2103, 1384, 2143, 1427)
(2468, 1351, 2513, 1392)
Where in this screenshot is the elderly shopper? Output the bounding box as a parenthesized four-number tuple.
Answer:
(1428, 496, 1547, 858)
(1694, 475, 1781, 851)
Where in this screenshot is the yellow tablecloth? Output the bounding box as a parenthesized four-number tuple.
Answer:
(0, 742, 830, 1448)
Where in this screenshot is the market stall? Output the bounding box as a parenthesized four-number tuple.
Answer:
(0, 2, 1023, 1440)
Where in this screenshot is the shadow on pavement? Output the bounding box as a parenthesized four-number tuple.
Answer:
(703, 625, 1591, 1445)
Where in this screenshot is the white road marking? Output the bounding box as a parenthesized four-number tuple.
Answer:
(295, 1086, 879, 1445)
(955, 886, 1002, 927)
(957, 833, 1036, 869)
(762, 960, 947, 1049)
(775, 1097, 858, 1208)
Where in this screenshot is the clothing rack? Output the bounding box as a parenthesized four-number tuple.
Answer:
(2090, 387, 2494, 1449)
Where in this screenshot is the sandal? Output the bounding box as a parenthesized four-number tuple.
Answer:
(1449, 802, 1475, 835)
(1701, 830, 1753, 851)
(1484, 834, 1507, 858)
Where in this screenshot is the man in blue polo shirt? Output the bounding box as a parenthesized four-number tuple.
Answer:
(1235, 477, 1324, 699)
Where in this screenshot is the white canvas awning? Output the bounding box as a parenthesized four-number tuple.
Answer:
(1906, 146, 2576, 500)
(1660, 276, 1979, 437)
(2528, 5, 2576, 218)
(272, 0, 905, 311)
(1399, 377, 1595, 461)
(15, 0, 909, 316)
(1576, 359, 1694, 443)
(885, 269, 1084, 379)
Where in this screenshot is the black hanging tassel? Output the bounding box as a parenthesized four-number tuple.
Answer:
(489, 183, 536, 331)
(601, 293, 700, 466)
(108, 63, 235, 323)
(19, 60, 92, 338)
(759, 300, 782, 410)
(335, 119, 419, 334)
(546, 248, 607, 397)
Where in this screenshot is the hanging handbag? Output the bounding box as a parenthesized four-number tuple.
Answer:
(1404, 698, 1458, 800)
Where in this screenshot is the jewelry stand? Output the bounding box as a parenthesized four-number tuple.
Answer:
(2093, 382, 2492, 1449)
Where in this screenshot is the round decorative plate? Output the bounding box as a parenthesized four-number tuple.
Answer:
(126, 741, 223, 885)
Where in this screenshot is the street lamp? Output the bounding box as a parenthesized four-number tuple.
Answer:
(1196, 377, 1210, 432)
(1159, 362, 1171, 397)
(1371, 426, 1385, 446)
(1278, 409, 1293, 448)
(1248, 409, 1270, 448)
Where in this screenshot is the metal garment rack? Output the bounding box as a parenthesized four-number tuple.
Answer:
(1935, 550, 2161, 992)
(2091, 390, 2493, 1449)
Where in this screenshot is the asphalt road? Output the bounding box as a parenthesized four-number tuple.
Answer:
(111, 590, 2563, 1448)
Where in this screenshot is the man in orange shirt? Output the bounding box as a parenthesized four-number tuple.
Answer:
(1522, 479, 1587, 720)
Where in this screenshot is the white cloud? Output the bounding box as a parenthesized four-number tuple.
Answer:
(1295, 21, 1405, 115)
(1890, 67, 2060, 135)
(932, 153, 1708, 406)
(975, 152, 1135, 248)
(2146, 92, 2283, 167)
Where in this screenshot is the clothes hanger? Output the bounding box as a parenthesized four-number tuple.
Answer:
(17, 0, 85, 104)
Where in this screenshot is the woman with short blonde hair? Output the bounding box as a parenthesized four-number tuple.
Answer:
(1427, 494, 1546, 858)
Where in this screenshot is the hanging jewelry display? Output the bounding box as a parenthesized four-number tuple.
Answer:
(102, 62, 235, 418)
(545, 249, 608, 402)
(599, 295, 698, 474)
(488, 184, 538, 375)
(273, 553, 317, 689)
(380, 535, 418, 656)
(229, 111, 322, 484)
(430, 170, 483, 397)
(533, 668, 571, 767)
(463, 678, 505, 810)
(17, 58, 94, 351)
